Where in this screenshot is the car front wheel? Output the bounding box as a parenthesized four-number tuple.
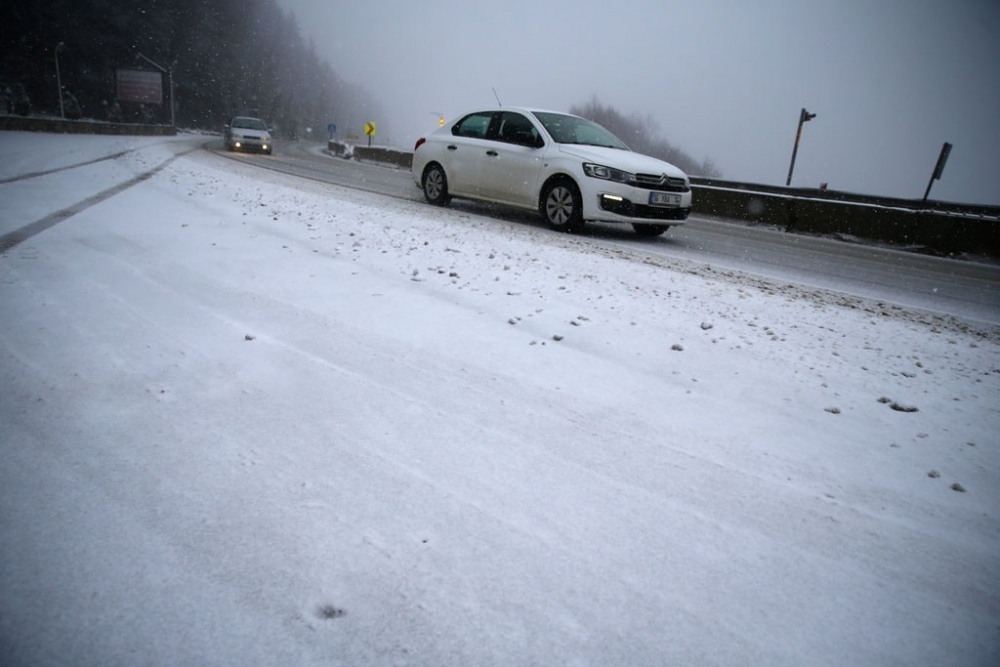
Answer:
(632, 223, 670, 237)
(422, 164, 451, 206)
(541, 180, 584, 233)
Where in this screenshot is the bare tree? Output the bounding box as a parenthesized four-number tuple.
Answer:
(570, 96, 722, 178)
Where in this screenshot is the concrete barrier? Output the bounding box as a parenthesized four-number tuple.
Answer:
(690, 181, 1000, 257)
(351, 144, 413, 169)
(327, 140, 351, 158)
(0, 115, 177, 136)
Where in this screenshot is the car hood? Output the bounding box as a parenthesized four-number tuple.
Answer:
(555, 144, 687, 178)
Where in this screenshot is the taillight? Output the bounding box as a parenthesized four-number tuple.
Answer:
(414, 137, 426, 152)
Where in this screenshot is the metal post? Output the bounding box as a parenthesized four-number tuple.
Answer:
(168, 62, 176, 128)
(55, 42, 65, 119)
(922, 142, 952, 204)
(786, 108, 816, 187)
(786, 117, 802, 186)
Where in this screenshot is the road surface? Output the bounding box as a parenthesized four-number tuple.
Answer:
(213, 139, 1000, 327)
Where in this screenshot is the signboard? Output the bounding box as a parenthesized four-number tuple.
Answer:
(365, 121, 376, 136)
(116, 69, 162, 104)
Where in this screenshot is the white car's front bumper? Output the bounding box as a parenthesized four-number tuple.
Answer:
(579, 180, 692, 224)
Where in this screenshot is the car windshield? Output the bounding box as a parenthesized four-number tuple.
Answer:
(233, 117, 267, 131)
(530, 111, 630, 150)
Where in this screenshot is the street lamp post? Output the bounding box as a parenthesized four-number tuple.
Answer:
(55, 42, 65, 119)
(786, 107, 816, 186)
(169, 59, 177, 127)
(136, 52, 176, 127)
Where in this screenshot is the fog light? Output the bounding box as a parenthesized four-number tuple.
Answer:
(599, 193, 632, 216)
(235, 142, 242, 148)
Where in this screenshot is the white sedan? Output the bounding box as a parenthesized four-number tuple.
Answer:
(411, 107, 692, 236)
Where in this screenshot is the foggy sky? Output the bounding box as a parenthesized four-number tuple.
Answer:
(275, 0, 1000, 205)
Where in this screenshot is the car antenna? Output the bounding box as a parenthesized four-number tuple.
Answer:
(493, 87, 502, 107)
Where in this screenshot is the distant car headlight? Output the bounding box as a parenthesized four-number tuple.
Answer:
(583, 163, 634, 184)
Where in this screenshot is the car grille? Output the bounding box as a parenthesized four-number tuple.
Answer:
(633, 173, 690, 192)
(599, 196, 691, 221)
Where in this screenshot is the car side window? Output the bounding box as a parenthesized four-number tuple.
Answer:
(452, 112, 493, 139)
(496, 112, 540, 148)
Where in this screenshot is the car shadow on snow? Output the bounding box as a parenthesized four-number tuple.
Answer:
(444, 199, 680, 246)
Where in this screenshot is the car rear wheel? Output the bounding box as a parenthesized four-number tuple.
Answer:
(632, 223, 670, 237)
(541, 180, 584, 233)
(422, 164, 451, 206)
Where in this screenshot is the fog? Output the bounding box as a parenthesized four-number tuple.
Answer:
(275, 0, 999, 206)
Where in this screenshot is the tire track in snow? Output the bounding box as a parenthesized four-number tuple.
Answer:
(0, 148, 134, 185)
(0, 145, 200, 254)
(0, 137, 197, 185)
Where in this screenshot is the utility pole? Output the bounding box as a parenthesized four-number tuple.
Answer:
(55, 42, 65, 118)
(786, 107, 816, 186)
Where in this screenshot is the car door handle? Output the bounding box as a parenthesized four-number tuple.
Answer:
(447, 145, 458, 151)
(486, 150, 498, 157)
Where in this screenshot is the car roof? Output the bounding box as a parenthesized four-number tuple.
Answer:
(453, 107, 580, 119)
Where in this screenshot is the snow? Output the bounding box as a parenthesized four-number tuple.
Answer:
(1, 130, 998, 666)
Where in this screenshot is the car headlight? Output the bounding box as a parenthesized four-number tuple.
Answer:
(583, 162, 634, 184)
(263, 135, 271, 142)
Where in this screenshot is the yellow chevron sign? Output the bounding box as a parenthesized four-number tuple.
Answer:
(364, 121, 376, 136)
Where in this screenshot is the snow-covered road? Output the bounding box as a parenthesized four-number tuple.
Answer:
(1, 131, 998, 666)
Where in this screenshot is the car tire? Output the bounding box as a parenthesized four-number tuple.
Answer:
(422, 164, 451, 206)
(632, 223, 670, 237)
(541, 179, 584, 233)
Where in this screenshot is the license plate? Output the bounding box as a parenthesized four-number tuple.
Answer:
(649, 192, 681, 207)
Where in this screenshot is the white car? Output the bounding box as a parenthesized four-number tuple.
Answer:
(223, 116, 273, 155)
(412, 107, 692, 236)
